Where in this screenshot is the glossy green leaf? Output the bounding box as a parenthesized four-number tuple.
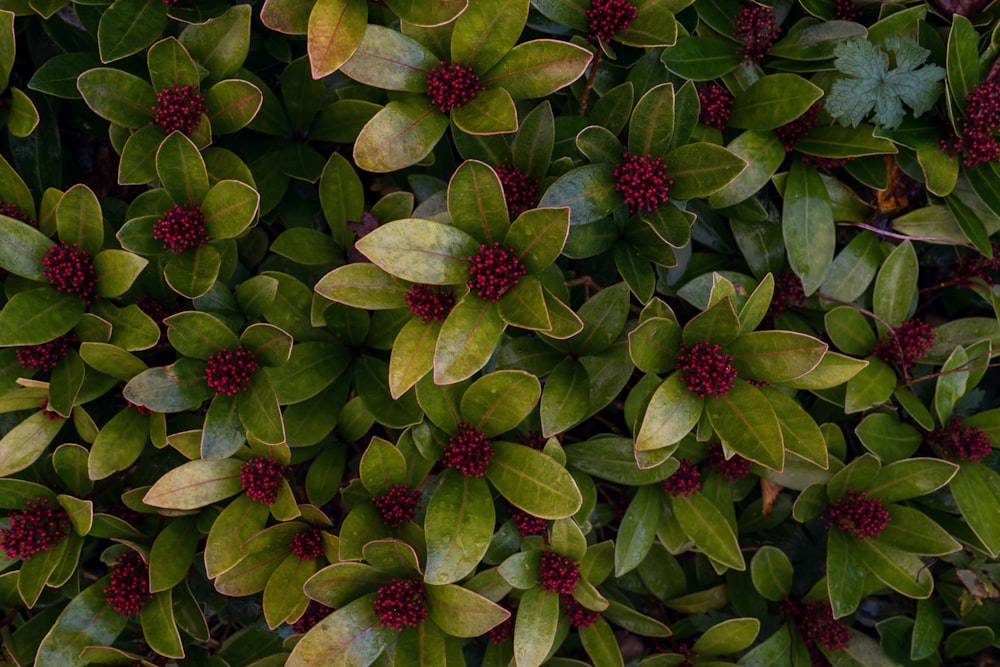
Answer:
(482, 39, 592, 99)
(143, 458, 243, 509)
(426, 582, 510, 637)
(448, 159, 509, 244)
(615, 484, 661, 576)
(782, 160, 834, 296)
(729, 74, 824, 130)
(487, 441, 582, 519)
(434, 296, 505, 384)
(541, 359, 589, 437)
(164, 245, 222, 298)
(873, 240, 918, 331)
(461, 370, 540, 437)
(34, 578, 126, 667)
(165, 310, 239, 359)
(705, 381, 783, 471)
(354, 98, 449, 173)
(635, 373, 702, 452)
(157, 131, 209, 205)
(178, 5, 252, 85)
(671, 492, 745, 570)
(856, 538, 934, 599)
(98, 0, 167, 62)
(665, 142, 746, 200)
(76, 68, 156, 128)
(0, 411, 66, 477)
(750, 546, 792, 602)
(950, 462, 1000, 556)
(286, 594, 393, 667)
(513, 588, 559, 667)
(827, 528, 865, 618)
(725, 330, 827, 383)
(357, 217, 477, 285)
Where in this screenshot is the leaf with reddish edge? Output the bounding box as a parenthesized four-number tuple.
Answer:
(261, 0, 311, 34)
(143, 458, 243, 510)
(725, 330, 827, 383)
(704, 381, 784, 471)
(447, 159, 509, 244)
(635, 372, 702, 453)
(514, 587, 560, 667)
(671, 491, 745, 570)
(497, 276, 552, 331)
(354, 98, 450, 173)
(359, 437, 408, 495)
(0, 411, 67, 478)
(434, 295, 505, 384)
(450, 0, 526, 73)
(356, 218, 477, 285)
(384, 0, 468, 26)
(481, 40, 592, 99)
(34, 578, 127, 667)
(286, 593, 394, 667)
(308, 0, 368, 78)
(425, 471, 494, 584)
(77, 67, 157, 128)
(390, 318, 439, 399)
(426, 583, 510, 637)
(505, 207, 569, 273)
(486, 441, 582, 519)
(340, 25, 435, 92)
(460, 370, 540, 437)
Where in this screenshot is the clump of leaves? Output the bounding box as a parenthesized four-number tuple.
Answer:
(826, 36, 945, 129)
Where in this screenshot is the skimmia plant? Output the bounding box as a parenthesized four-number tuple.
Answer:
(4, 0, 1000, 665)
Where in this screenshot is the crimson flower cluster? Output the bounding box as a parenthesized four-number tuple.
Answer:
(0, 201, 35, 226)
(776, 104, 820, 152)
(779, 598, 851, 661)
(698, 84, 734, 130)
(105, 551, 153, 617)
(662, 459, 702, 497)
(293, 600, 333, 634)
(733, 1, 778, 63)
(510, 507, 548, 537)
(768, 271, 806, 319)
(405, 284, 454, 323)
(289, 528, 326, 560)
(705, 444, 753, 481)
(373, 578, 428, 630)
(942, 82, 1000, 166)
(240, 457, 288, 505)
(872, 318, 936, 370)
(16, 332, 77, 372)
(495, 164, 539, 220)
(955, 244, 1000, 284)
(537, 551, 580, 595)
(442, 423, 494, 477)
(373, 485, 421, 528)
(43, 241, 98, 304)
(426, 62, 483, 113)
(204, 345, 258, 396)
(585, 0, 637, 43)
(835, 0, 861, 20)
(561, 594, 600, 628)
(153, 203, 209, 253)
(38, 398, 65, 420)
(151, 85, 206, 136)
(677, 342, 738, 398)
(926, 419, 993, 463)
(487, 613, 514, 643)
(0, 497, 70, 560)
(467, 242, 526, 302)
(614, 152, 672, 215)
(823, 490, 890, 541)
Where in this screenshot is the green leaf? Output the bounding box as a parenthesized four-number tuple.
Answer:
(202, 179, 259, 239)
(389, 319, 439, 399)
(795, 124, 898, 159)
(34, 578, 126, 667)
(628, 83, 674, 158)
(541, 359, 590, 437)
(950, 462, 1000, 556)
(770, 18, 867, 61)
(123, 358, 212, 412)
(359, 437, 408, 495)
(56, 184, 103, 257)
(825, 306, 876, 356)
(240, 371, 285, 444)
(512, 101, 555, 180)
(873, 240, 918, 331)
(725, 331, 827, 383)
(354, 98, 449, 173)
(0, 411, 65, 477)
(618, 1, 676, 47)
(827, 528, 866, 618)
(628, 317, 681, 374)
(568, 281, 630, 355)
(664, 142, 746, 200)
(7, 87, 38, 138)
(0, 215, 52, 280)
(615, 484, 661, 576)
(856, 538, 934, 599)
(165, 310, 239, 359)
(461, 370, 540, 437)
(424, 472, 495, 584)
(164, 244, 222, 298)
(286, 594, 393, 667)
(263, 554, 316, 628)
(660, 36, 739, 81)
(149, 517, 199, 592)
(178, 5, 252, 85)
(782, 160, 834, 296)
(201, 394, 244, 459)
(205, 79, 262, 134)
(204, 494, 270, 578)
(315, 264, 409, 310)
(635, 373, 702, 452)
(156, 131, 209, 205)
(709, 130, 786, 208)
(447, 159, 509, 244)
(146, 37, 198, 92)
(341, 25, 435, 92)
(580, 618, 624, 667)
(143, 458, 243, 509)
(513, 588, 560, 667)
(76, 68, 156, 128)
(497, 275, 553, 331)
(487, 441, 582, 519)
(47, 350, 84, 418)
(728, 74, 824, 130)
(357, 218, 477, 285)
(879, 505, 960, 556)
(89, 407, 148, 480)
(566, 436, 678, 485)
(98, 0, 168, 63)
(539, 163, 618, 227)
(934, 345, 969, 425)
(671, 492, 745, 570)
(705, 381, 783, 471)
(451, 87, 519, 135)
(427, 583, 510, 637)
(691, 617, 760, 654)
(482, 39, 592, 99)
(382, 0, 467, 26)
(0, 286, 87, 345)
(94, 250, 147, 299)
(434, 296, 505, 384)
(750, 546, 792, 602)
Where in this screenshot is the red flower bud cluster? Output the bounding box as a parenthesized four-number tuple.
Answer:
(779, 597, 851, 661)
(561, 594, 600, 628)
(662, 459, 702, 497)
(442, 423, 494, 478)
(495, 164, 539, 220)
(152, 85, 206, 136)
(293, 600, 333, 634)
(586, 0, 637, 43)
(105, 550, 153, 617)
(204, 345, 258, 396)
(16, 332, 77, 372)
(614, 152, 672, 215)
(698, 84, 734, 130)
(427, 62, 483, 113)
(510, 507, 548, 537)
(467, 242, 526, 302)
(405, 284, 455, 323)
(926, 419, 993, 463)
(43, 241, 97, 304)
(733, 1, 778, 63)
(705, 444, 752, 481)
(0, 497, 70, 560)
(537, 551, 580, 595)
(373, 485, 422, 528)
(289, 528, 326, 560)
(240, 457, 288, 505)
(942, 82, 1000, 166)
(153, 203, 209, 253)
(776, 104, 820, 151)
(872, 318, 935, 370)
(677, 342, 738, 398)
(373, 578, 428, 630)
(823, 490, 890, 541)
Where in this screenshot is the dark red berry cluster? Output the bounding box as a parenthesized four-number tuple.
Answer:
(240, 457, 288, 505)
(561, 594, 600, 628)
(495, 164, 540, 220)
(152, 85, 206, 136)
(487, 613, 514, 643)
(767, 271, 806, 319)
(289, 528, 326, 560)
(520, 431, 548, 450)
(16, 332, 77, 372)
(677, 342, 738, 398)
(467, 242, 526, 302)
(153, 203, 209, 253)
(105, 550, 153, 617)
(872, 318, 936, 370)
(442, 423, 494, 478)
(776, 104, 819, 151)
(926, 419, 993, 463)
(373, 578, 428, 630)
(662, 459, 702, 497)
(733, 1, 778, 63)
(0, 201, 35, 226)
(955, 243, 1000, 284)
(510, 507, 548, 537)
(43, 241, 98, 304)
(373, 485, 421, 528)
(38, 398, 65, 420)
(137, 295, 181, 325)
(293, 600, 333, 634)
(0, 497, 70, 560)
(537, 551, 580, 595)
(405, 284, 455, 323)
(614, 152, 673, 215)
(835, 0, 861, 21)
(779, 597, 851, 661)
(426, 61, 483, 113)
(699, 84, 734, 130)
(823, 490, 890, 541)
(585, 0, 637, 43)
(128, 399, 154, 415)
(942, 82, 1000, 166)
(204, 345, 258, 396)
(705, 444, 753, 481)
(801, 155, 849, 170)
